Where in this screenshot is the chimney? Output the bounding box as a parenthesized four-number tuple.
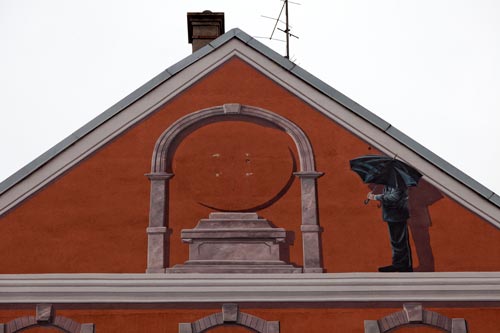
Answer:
(187, 11, 225, 53)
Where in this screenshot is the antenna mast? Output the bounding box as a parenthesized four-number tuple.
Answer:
(285, 0, 290, 58)
(260, 0, 299, 60)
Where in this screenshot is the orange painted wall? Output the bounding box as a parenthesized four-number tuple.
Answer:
(1, 304, 499, 333)
(0, 56, 499, 273)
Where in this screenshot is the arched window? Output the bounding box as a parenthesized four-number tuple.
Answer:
(0, 304, 94, 333)
(364, 303, 467, 333)
(178, 304, 279, 333)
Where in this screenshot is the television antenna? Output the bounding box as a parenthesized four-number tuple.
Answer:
(257, 0, 300, 59)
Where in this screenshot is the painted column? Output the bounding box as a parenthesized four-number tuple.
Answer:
(294, 171, 324, 273)
(145, 172, 174, 273)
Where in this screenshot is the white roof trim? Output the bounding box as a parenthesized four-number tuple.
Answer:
(0, 31, 499, 229)
(232, 47, 500, 227)
(0, 42, 240, 216)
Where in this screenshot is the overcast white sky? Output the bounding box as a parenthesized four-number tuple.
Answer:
(1, 0, 499, 195)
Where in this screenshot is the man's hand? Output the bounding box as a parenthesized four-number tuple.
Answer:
(367, 192, 377, 201)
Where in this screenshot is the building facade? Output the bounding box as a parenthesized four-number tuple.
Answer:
(0, 12, 499, 333)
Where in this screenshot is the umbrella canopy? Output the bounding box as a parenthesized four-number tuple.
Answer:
(349, 155, 422, 188)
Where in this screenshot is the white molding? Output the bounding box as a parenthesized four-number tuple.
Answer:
(1, 38, 499, 228)
(0, 272, 499, 303)
(228, 46, 500, 228)
(0, 43, 240, 216)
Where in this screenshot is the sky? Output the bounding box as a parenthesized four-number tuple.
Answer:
(1, 0, 499, 195)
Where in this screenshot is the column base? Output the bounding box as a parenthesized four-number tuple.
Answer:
(303, 267, 324, 273)
(146, 267, 166, 273)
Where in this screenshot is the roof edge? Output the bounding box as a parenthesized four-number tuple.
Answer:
(0, 36, 220, 196)
(0, 28, 498, 211)
(228, 29, 499, 207)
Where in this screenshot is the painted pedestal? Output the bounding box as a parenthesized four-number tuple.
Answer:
(167, 212, 302, 273)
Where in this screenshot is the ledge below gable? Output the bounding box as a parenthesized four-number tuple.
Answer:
(0, 272, 499, 304)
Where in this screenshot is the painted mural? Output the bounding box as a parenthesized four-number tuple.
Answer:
(0, 20, 499, 332)
(350, 155, 422, 273)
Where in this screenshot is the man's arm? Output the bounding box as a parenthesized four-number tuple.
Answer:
(368, 187, 404, 203)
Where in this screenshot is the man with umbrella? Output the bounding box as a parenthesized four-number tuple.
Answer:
(350, 155, 422, 273)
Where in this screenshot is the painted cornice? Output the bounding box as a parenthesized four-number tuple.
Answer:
(0, 273, 499, 303)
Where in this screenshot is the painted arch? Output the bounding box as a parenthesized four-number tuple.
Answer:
(146, 104, 324, 273)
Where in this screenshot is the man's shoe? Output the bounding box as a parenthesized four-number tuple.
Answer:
(378, 265, 397, 272)
(378, 265, 413, 272)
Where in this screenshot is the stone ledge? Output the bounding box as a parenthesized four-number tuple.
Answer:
(166, 263, 303, 274)
(0, 272, 499, 303)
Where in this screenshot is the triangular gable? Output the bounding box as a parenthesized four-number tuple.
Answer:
(0, 28, 499, 229)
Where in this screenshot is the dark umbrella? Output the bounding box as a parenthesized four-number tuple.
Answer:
(349, 155, 423, 189)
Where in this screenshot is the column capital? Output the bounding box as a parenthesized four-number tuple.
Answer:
(293, 171, 324, 179)
(145, 172, 174, 180)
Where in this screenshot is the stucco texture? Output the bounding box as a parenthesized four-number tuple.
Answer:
(0, 57, 499, 273)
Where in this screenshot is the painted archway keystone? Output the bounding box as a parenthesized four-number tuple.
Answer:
(179, 303, 279, 333)
(364, 303, 468, 333)
(0, 304, 95, 333)
(146, 104, 324, 273)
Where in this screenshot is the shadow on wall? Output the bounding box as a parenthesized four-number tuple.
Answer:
(256, 219, 298, 269)
(198, 148, 298, 212)
(408, 179, 443, 272)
